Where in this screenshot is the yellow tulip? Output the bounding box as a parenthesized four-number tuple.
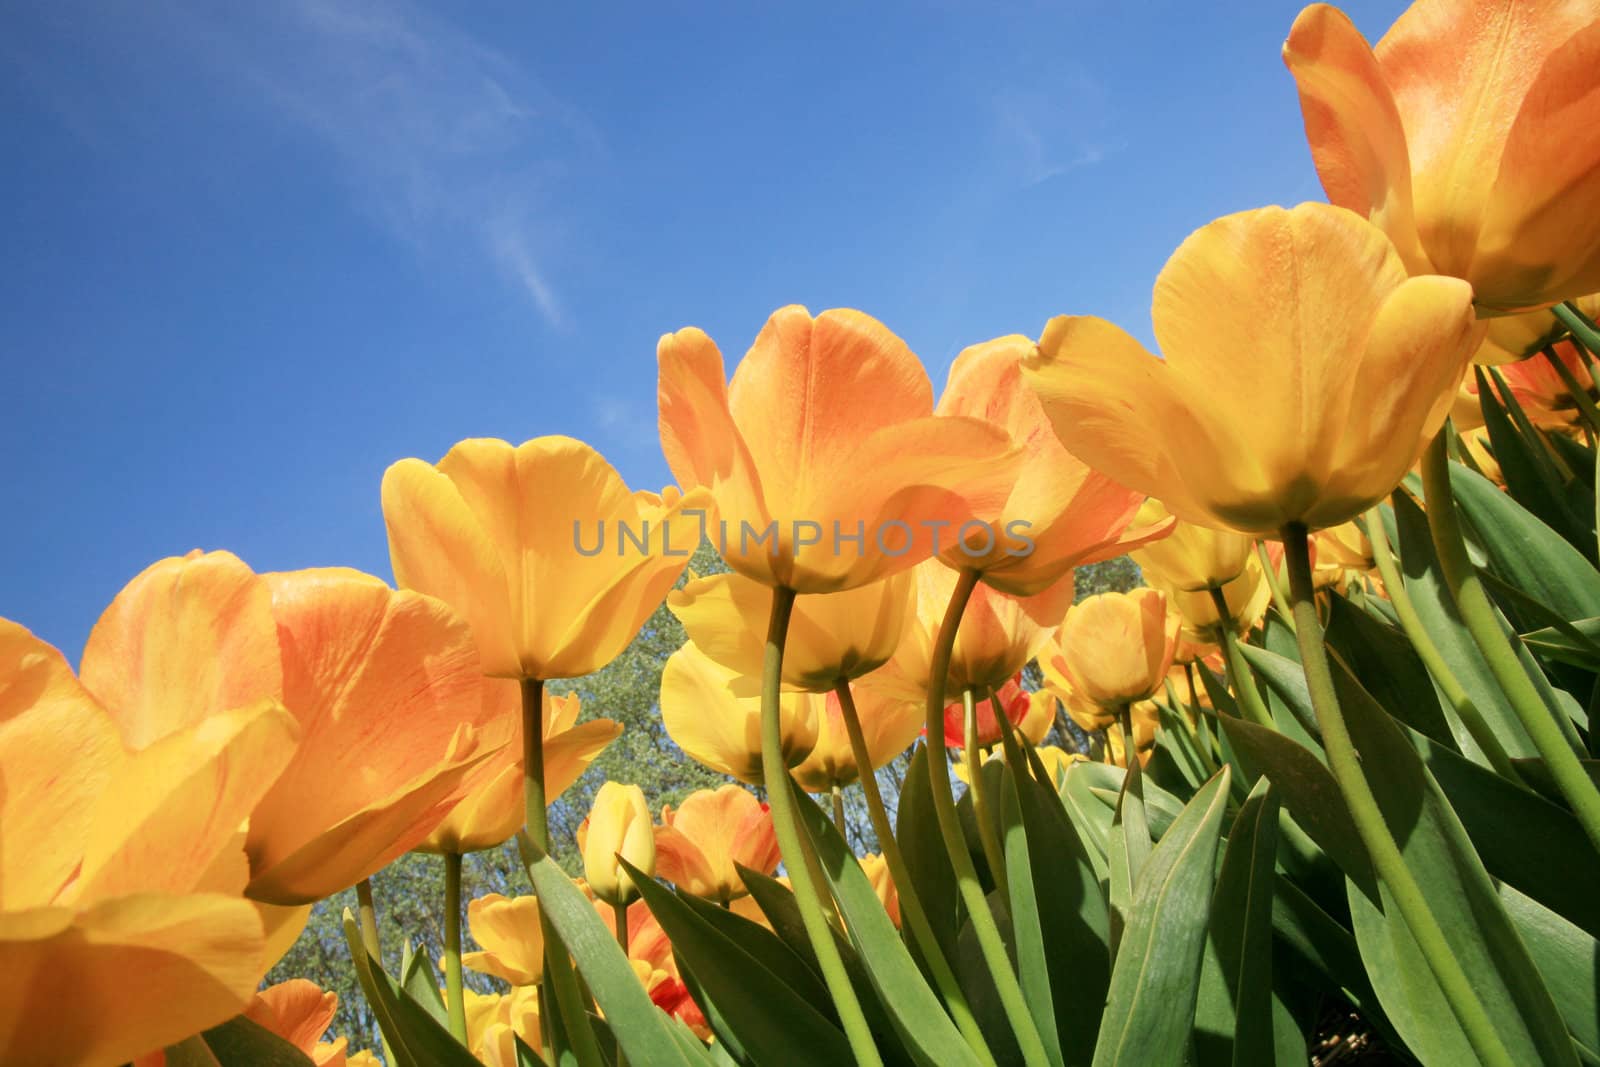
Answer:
(464, 986, 541, 1067)
(1024, 203, 1479, 535)
(792, 686, 924, 793)
(659, 643, 821, 783)
(1106, 702, 1161, 769)
(382, 435, 705, 680)
(1037, 656, 1116, 733)
(933, 335, 1167, 596)
(418, 689, 620, 855)
(1150, 554, 1273, 645)
(657, 305, 1021, 592)
(78, 552, 505, 906)
(860, 853, 900, 927)
(1473, 295, 1600, 365)
(1055, 589, 1180, 708)
(461, 893, 543, 987)
(669, 570, 912, 693)
(653, 785, 781, 903)
(1283, 1, 1600, 313)
(1129, 498, 1254, 592)
(0, 617, 299, 1066)
(1021, 688, 1056, 746)
(580, 782, 656, 906)
(1312, 522, 1375, 591)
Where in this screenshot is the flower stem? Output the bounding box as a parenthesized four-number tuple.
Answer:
(834, 681, 995, 1064)
(763, 587, 882, 1066)
(1363, 506, 1518, 779)
(444, 851, 468, 1043)
(355, 878, 397, 1066)
(831, 783, 848, 838)
(1255, 541, 1296, 632)
(1181, 664, 1222, 777)
(613, 900, 631, 1067)
(1420, 434, 1600, 853)
(964, 689, 1009, 900)
(1208, 586, 1274, 728)
(924, 569, 1051, 1067)
(1282, 522, 1514, 1067)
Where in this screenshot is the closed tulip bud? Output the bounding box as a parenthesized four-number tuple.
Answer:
(1055, 589, 1180, 709)
(580, 782, 655, 905)
(1129, 498, 1255, 591)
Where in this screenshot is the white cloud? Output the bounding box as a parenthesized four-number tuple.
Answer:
(993, 74, 1124, 187)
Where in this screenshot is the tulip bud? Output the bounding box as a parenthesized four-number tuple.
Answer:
(580, 782, 655, 905)
(1055, 588, 1179, 708)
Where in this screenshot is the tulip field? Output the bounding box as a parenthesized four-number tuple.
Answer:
(8, 1, 1600, 1065)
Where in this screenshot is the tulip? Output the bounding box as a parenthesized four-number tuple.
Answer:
(461, 893, 543, 987)
(652, 785, 781, 903)
(597, 896, 677, 977)
(243, 980, 339, 1063)
(669, 570, 912, 693)
(1283, 1, 1600, 314)
(0, 617, 300, 1066)
(1055, 589, 1180, 709)
(463, 986, 541, 1067)
(1038, 637, 1116, 732)
(580, 782, 656, 906)
(1105, 701, 1161, 769)
(657, 305, 1021, 592)
(793, 686, 924, 794)
(79, 551, 503, 905)
(1020, 688, 1056, 746)
(1473, 295, 1600, 365)
(418, 689, 620, 855)
(382, 435, 703, 681)
(933, 335, 1167, 596)
(1024, 203, 1479, 535)
(1310, 522, 1375, 591)
(1129, 499, 1254, 592)
(1151, 554, 1273, 645)
(860, 854, 901, 927)
(659, 642, 821, 783)
(941, 674, 1031, 750)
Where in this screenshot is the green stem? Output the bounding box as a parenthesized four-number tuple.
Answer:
(1116, 703, 1133, 767)
(521, 679, 605, 1067)
(831, 783, 848, 839)
(1208, 585, 1274, 728)
(834, 681, 995, 1064)
(1283, 522, 1514, 1067)
(1555, 300, 1600, 358)
(444, 852, 468, 1043)
(924, 569, 1051, 1067)
(762, 587, 883, 1066)
(1363, 506, 1519, 780)
(613, 900, 631, 1067)
(355, 878, 396, 1067)
(1420, 434, 1600, 852)
(1255, 541, 1296, 631)
(1182, 663, 1222, 777)
(964, 689, 1010, 899)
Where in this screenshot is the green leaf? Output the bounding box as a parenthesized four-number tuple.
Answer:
(1324, 594, 1457, 747)
(622, 857, 851, 1067)
(516, 1033, 550, 1067)
(1193, 778, 1279, 1067)
(897, 745, 962, 970)
(519, 845, 702, 1067)
(1091, 768, 1231, 1067)
(1523, 615, 1600, 671)
(399, 939, 449, 1027)
(1330, 659, 1579, 1067)
(999, 764, 1067, 1067)
(1500, 885, 1600, 1062)
(197, 1017, 318, 1067)
(340, 909, 483, 1067)
(788, 777, 985, 1067)
(1106, 752, 1149, 960)
(1474, 365, 1593, 549)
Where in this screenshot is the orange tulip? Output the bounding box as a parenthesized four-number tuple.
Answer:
(0, 617, 299, 1066)
(461, 893, 544, 987)
(418, 689, 620, 855)
(382, 435, 704, 680)
(657, 305, 1021, 592)
(659, 643, 821, 783)
(78, 550, 502, 905)
(1024, 203, 1479, 535)
(933, 335, 1166, 596)
(1282, 1, 1600, 314)
(580, 782, 656, 905)
(1054, 589, 1179, 709)
(860, 853, 901, 927)
(669, 570, 912, 693)
(867, 559, 1073, 705)
(652, 785, 781, 903)
(244, 980, 342, 1065)
(941, 674, 1032, 750)
(792, 686, 924, 793)
(1129, 498, 1255, 592)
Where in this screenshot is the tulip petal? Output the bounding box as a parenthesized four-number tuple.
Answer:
(246, 979, 339, 1055)
(659, 644, 820, 783)
(80, 551, 283, 749)
(462, 893, 544, 986)
(0, 893, 265, 1067)
(0, 620, 123, 910)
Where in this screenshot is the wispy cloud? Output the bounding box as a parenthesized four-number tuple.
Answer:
(175, 0, 598, 327)
(993, 74, 1124, 187)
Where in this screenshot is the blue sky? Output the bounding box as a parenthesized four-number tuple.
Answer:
(2, 0, 1401, 659)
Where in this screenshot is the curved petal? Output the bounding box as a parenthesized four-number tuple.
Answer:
(246, 979, 339, 1055)
(80, 550, 282, 749)
(462, 893, 543, 986)
(659, 644, 819, 783)
(0, 619, 122, 909)
(0, 894, 265, 1067)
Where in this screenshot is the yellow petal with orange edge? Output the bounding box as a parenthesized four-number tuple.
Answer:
(80, 550, 283, 750)
(72, 698, 299, 903)
(0, 893, 264, 1067)
(0, 619, 123, 910)
(654, 785, 780, 901)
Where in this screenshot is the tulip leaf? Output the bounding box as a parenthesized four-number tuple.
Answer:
(896, 745, 963, 968)
(1192, 778, 1279, 1067)
(1475, 366, 1594, 549)
(1106, 752, 1149, 960)
(399, 939, 449, 1027)
(620, 858, 852, 1067)
(340, 909, 484, 1067)
(1152, 703, 1207, 791)
(1323, 595, 1457, 747)
(1270, 877, 1389, 1039)
(1499, 885, 1600, 1061)
(191, 1017, 324, 1067)
(1448, 459, 1600, 622)
(788, 776, 986, 1067)
(998, 764, 1067, 1067)
(1389, 492, 1538, 759)
(163, 1036, 224, 1067)
(1523, 616, 1600, 671)
(1091, 767, 1230, 1067)
(518, 844, 703, 1067)
(515, 1033, 549, 1067)
(1328, 659, 1579, 1067)
(673, 887, 835, 1013)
